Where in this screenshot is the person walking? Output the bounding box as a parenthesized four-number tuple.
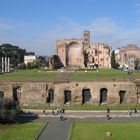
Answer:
(106, 108, 110, 120)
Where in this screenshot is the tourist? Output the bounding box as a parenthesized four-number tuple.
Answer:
(43, 109, 45, 115)
(52, 110, 55, 116)
(107, 108, 110, 114)
(128, 107, 132, 117)
(107, 108, 110, 120)
(134, 107, 137, 113)
(62, 108, 65, 114)
(106, 113, 110, 120)
(57, 109, 60, 115)
(60, 113, 63, 121)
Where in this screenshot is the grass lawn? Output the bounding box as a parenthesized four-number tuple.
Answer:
(0, 122, 44, 140)
(0, 69, 58, 81)
(0, 68, 139, 81)
(72, 69, 140, 81)
(21, 104, 140, 110)
(71, 122, 140, 140)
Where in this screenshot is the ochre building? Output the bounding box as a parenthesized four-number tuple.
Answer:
(0, 80, 140, 106)
(115, 44, 140, 69)
(56, 31, 111, 69)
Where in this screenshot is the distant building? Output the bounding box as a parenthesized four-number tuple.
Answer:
(115, 44, 140, 69)
(56, 30, 111, 69)
(24, 55, 37, 65)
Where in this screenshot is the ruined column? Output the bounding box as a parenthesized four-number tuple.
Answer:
(5, 57, 7, 72)
(2, 57, 4, 73)
(8, 57, 10, 72)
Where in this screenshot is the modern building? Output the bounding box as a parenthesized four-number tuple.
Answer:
(24, 55, 37, 65)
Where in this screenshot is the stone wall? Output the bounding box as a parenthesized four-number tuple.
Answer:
(0, 80, 139, 106)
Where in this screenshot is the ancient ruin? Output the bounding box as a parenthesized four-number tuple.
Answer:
(0, 79, 140, 106)
(56, 31, 111, 69)
(116, 44, 140, 69)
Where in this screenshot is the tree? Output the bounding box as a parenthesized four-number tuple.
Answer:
(0, 98, 21, 123)
(111, 50, 119, 69)
(134, 58, 140, 70)
(0, 43, 34, 69)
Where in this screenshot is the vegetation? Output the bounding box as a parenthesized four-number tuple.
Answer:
(0, 97, 21, 123)
(134, 58, 140, 70)
(111, 50, 119, 69)
(0, 44, 28, 68)
(0, 69, 58, 81)
(0, 122, 44, 140)
(72, 69, 140, 81)
(0, 68, 140, 81)
(71, 122, 140, 140)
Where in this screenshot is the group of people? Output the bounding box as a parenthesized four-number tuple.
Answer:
(52, 108, 66, 121)
(52, 108, 65, 116)
(106, 106, 138, 120)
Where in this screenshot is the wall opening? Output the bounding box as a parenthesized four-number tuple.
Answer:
(12, 87, 21, 103)
(119, 90, 126, 104)
(47, 88, 54, 104)
(100, 88, 108, 104)
(64, 90, 71, 104)
(82, 89, 91, 104)
(0, 91, 4, 98)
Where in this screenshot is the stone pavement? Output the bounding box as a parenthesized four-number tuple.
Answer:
(37, 118, 72, 140)
(22, 109, 140, 118)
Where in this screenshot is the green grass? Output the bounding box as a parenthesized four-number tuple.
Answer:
(71, 122, 140, 140)
(0, 69, 58, 81)
(0, 68, 140, 81)
(21, 104, 140, 110)
(0, 122, 44, 140)
(72, 69, 140, 81)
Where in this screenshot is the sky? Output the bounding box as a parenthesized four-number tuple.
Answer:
(0, 0, 140, 55)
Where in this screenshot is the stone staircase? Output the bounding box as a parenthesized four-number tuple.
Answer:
(53, 67, 77, 83)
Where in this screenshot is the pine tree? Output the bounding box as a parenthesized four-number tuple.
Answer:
(111, 50, 119, 69)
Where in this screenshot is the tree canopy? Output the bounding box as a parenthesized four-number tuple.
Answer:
(111, 50, 119, 69)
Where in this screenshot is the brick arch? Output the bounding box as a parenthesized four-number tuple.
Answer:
(12, 86, 21, 103)
(82, 88, 91, 104)
(0, 91, 4, 98)
(47, 88, 54, 104)
(64, 90, 71, 104)
(119, 90, 126, 104)
(99, 88, 108, 105)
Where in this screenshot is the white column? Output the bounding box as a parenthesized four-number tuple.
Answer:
(8, 57, 10, 72)
(2, 57, 4, 73)
(5, 57, 7, 72)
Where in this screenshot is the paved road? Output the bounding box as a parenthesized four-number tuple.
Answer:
(37, 118, 72, 140)
(22, 109, 140, 118)
(19, 110, 140, 140)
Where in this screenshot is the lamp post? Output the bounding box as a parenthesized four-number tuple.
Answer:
(128, 74, 131, 116)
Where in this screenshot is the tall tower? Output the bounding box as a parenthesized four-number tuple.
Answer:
(83, 30, 90, 50)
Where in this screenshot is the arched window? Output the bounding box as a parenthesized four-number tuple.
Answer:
(13, 87, 21, 103)
(47, 88, 54, 103)
(100, 88, 108, 104)
(0, 91, 4, 98)
(82, 89, 91, 104)
(119, 90, 126, 104)
(64, 90, 71, 104)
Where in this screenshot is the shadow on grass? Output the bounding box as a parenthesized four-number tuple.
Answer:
(14, 111, 39, 124)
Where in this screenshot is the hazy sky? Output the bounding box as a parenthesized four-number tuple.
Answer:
(0, 0, 140, 55)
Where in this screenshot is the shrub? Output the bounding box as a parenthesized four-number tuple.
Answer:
(0, 98, 21, 123)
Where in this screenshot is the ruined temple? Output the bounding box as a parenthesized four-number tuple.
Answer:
(56, 31, 111, 69)
(115, 44, 140, 69)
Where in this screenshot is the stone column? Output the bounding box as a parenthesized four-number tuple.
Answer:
(2, 57, 4, 73)
(8, 57, 10, 72)
(5, 57, 7, 72)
